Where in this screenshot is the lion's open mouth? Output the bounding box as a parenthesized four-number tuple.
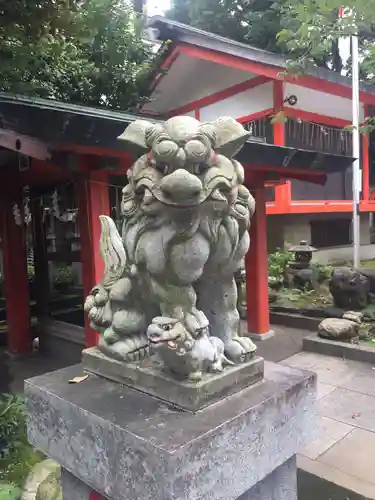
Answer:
(148, 333, 181, 351)
(147, 318, 182, 346)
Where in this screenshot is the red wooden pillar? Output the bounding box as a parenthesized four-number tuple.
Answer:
(362, 105, 370, 201)
(273, 81, 291, 209)
(76, 167, 110, 348)
(245, 180, 271, 337)
(0, 190, 31, 354)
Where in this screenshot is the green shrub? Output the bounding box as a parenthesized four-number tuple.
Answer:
(0, 483, 21, 500)
(53, 264, 73, 287)
(314, 262, 334, 283)
(0, 395, 26, 461)
(0, 395, 43, 492)
(268, 248, 291, 289)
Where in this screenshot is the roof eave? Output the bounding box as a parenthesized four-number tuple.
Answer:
(0, 93, 160, 150)
(148, 16, 375, 97)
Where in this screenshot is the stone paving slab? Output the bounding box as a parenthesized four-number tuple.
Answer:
(301, 416, 354, 460)
(298, 455, 375, 500)
(319, 387, 375, 432)
(241, 323, 310, 362)
(282, 351, 375, 499)
(282, 351, 375, 393)
(340, 366, 375, 397)
(316, 382, 336, 400)
(318, 428, 375, 487)
(281, 352, 359, 386)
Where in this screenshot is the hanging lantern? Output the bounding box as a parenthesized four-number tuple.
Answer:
(24, 197, 31, 225)
(12, 203, 22, 226)
(51, 190, 61, 220)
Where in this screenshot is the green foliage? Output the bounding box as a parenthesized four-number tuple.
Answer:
(268, 248, 291, 289)
(277, 0, 375, 77)
(277, 286, 332, 307)
(361, 258, 375, 269)
(53, 264, 74, 287)
(0, 483, 21, 500)
(0, 395, 44, 494)
(276, 0, 345, 72)
(0, 0, 158, 109)
(167, 0, 286, 53)
(267, 246, 332, 292)
(0, 395, 26, 461)
(313, 262, 334, 283)
(167, 0, 352, 72)
(168, 0, 375, 82)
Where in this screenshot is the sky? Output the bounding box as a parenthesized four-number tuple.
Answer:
(146, 0, 170, 16)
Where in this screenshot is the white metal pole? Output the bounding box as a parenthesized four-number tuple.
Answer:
(352, 34, 361, 268)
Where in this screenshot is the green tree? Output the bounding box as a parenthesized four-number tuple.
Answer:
(167, 0, 285, 53)
(0, 0, 157, 109)
(167, 0, 347, 69)
(277, 0, 375, 76)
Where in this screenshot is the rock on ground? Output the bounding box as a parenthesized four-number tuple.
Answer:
(36, 468, 62, 500)
(329, 267, 370, 309)
(22, 459, 61, 500)
(318, 318, 359, 341)
(342, 311, 364, 324)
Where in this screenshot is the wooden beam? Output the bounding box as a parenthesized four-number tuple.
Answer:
(0, 129, 50, 160)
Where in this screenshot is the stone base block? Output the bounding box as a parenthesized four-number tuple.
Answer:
(248, 330, 275, 341)
(60, 456, 297, 500)
(82, 347, 264, 411)
(25, 361, 316, 500)
(242, 456, 297, 500)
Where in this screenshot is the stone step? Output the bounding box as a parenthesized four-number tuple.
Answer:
(297, 455, 375, 500)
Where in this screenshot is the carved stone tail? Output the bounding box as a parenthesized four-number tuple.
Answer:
(99, 215, 127, 288)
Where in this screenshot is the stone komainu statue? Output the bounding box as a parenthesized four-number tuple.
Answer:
(84, 116, 256, 380)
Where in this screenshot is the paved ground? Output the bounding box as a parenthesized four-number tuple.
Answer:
(241, 322, 311, 362)
(281, 351, 375, 499)
(5, 353, 70, 393)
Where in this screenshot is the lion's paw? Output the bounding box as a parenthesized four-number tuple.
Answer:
(98, 333, 150, 362)
(224, 336, 257, 363)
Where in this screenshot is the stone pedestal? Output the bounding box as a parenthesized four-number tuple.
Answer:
(82, 347, 264, 411)
(25, 362, 316, 500)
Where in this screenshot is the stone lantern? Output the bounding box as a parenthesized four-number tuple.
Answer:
(288, 240, 317, 269)
(286, 240, 318, 289)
